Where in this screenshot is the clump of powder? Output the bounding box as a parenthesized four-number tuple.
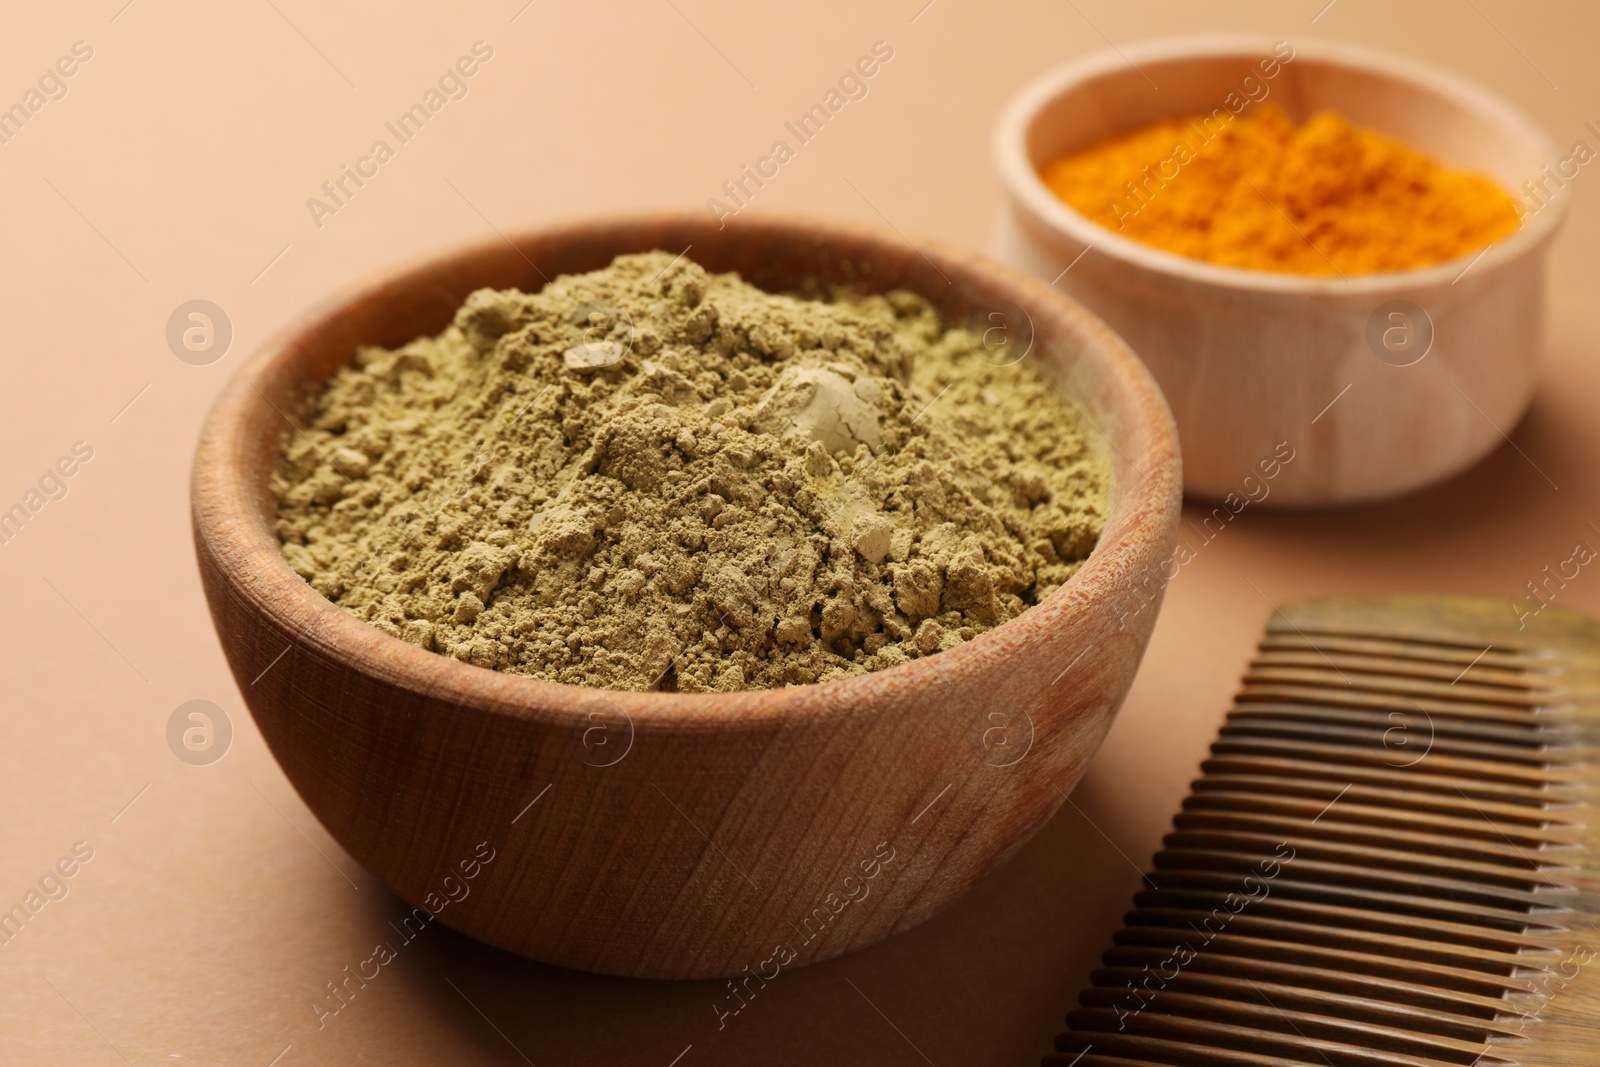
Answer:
(271, 252, 1109, 691)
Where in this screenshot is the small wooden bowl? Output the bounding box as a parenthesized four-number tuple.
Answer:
(191, 212, 1180, 979)
(994, 35, 1566, 506)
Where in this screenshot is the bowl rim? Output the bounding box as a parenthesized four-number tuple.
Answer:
(191, 210, 1180, 730)
(994, 33, 1567, 295)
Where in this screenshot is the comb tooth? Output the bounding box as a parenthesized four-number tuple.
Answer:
(1042, 1055, 1494, 1067)
(1228, 700, 1568, 742)
(1188, 776, 1576, 827)
(1222, 710, 1561, 751)
(1151, 850, 1572, 913)
(1077, 981, 1523, 1044)
(1239, 667, 1558, 711)
(1121, 909, 1556, 976)
(1208, 740, 1572, 785)
(1251, 649, 1555, 691)
(1052, 1026, 1494, 1067)
(1144, 870, 1568, 933)
(1263, 622, 1545, 659)
(1180, 795, 1579, 853)
(1068, 999, 1499, 1064)
(1110, 928, 1532, 998)
(1128, 892, 1552, 954)
(1049, 1055, 1520, 1067)
(1158, 831, 1569, 890)
(1198, 754, 1571, 802)
(1169, 810, 1569, 868)
(1235, 683, 1566, 724)
(1097, 948, 1518, 1019)
(1220, 722, 1565, 765)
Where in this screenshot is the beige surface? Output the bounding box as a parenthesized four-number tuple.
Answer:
(0, 1, 1594, 1063)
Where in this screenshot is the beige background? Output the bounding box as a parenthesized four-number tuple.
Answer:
(1, 0, 1595, 1063)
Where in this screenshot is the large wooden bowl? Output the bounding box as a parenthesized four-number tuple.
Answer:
(994, 35, 1566, 506)
(191, 212, 1180, 979)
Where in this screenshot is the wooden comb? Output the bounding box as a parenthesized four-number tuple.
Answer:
(1047, 596, 1600, 1067)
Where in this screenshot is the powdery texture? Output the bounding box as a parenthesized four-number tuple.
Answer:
(272, 252, 1108, 691)
(1040, 105, 1521, 275)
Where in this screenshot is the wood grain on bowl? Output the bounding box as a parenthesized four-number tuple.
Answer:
(191, 212, 1180, 979)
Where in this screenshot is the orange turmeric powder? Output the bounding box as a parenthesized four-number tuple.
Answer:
(1039, 104, 1521, 275)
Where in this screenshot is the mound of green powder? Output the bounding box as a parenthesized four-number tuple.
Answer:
(271, 252, 1109, 691)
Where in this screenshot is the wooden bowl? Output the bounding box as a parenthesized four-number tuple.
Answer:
(993, 35, 1566, 506)
(191, 212, 1180, 979)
